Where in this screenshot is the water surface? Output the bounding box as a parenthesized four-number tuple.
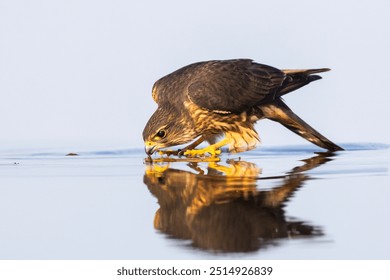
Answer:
(0, 144, 389, 259)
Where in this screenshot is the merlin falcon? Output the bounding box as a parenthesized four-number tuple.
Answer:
(143, 59, 343, 156)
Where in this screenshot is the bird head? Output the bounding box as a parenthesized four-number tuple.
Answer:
(143, 106, 197, 155)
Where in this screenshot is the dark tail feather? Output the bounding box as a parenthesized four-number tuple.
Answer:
(260, 100, 344, 151)
(279, 68, 331, 96)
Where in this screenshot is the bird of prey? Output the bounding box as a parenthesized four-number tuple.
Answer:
(143, 59, 343, 156)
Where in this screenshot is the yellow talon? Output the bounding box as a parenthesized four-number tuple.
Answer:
(184, 146, 221, 157)
(183, 138, 230, 157)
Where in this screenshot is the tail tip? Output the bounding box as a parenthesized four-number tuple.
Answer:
(326, 143, 344, 152)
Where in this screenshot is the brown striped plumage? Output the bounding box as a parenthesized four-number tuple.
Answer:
(143, 59, 343, 155)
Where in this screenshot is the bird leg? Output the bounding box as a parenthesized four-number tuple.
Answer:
(184, 138, 230, 157)
(177, 136, 205, 156)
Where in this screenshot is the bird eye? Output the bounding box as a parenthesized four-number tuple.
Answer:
(156, 130, 166, 138)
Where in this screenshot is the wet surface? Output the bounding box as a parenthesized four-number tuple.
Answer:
(0, 144, 389, 259)
(144, 153, 330, 253)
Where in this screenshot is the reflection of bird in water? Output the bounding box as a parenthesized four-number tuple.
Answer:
(144, 152, 334, 253)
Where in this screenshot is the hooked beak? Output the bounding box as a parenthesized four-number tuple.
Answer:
(145, 141, 158, 155)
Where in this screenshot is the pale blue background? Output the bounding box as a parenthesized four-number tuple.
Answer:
(1, 0, 389, 149)
(1, 0, 390, 261)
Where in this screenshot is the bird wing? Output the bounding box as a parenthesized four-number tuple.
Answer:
(151, 61, 207, 105)
(186, 59, 286, 113)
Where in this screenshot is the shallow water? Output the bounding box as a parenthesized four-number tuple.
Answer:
(0, 144, 389, 259)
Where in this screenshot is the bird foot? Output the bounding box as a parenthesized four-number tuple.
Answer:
(183, 146, 222, 157)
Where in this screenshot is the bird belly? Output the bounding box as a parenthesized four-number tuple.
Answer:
(203, 121, 260, 153)
(186, 101, 260, 153)
(224, 127, 260, 153)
